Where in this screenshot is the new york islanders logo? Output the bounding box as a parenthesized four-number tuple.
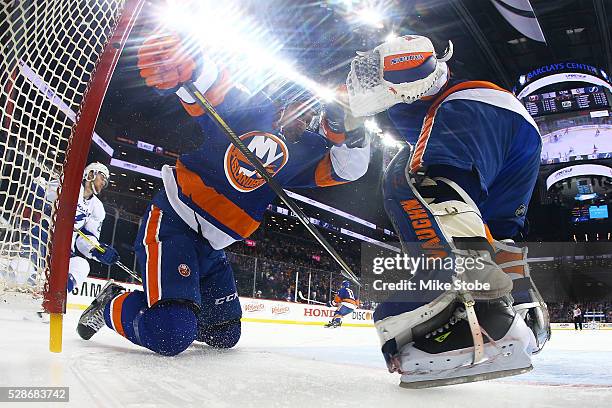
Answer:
(224, 131, 289, 192)
(177, 264, 191, 277)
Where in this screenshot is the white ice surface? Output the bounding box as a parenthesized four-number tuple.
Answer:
(1, 305, 611, 408)
(542, 126, 612, 160)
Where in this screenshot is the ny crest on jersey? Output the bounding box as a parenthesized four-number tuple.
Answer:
(177, 263, 191, 277)
(223, 131, 289, 192)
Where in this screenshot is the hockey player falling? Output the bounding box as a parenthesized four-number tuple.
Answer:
(76, 32, 371, 356)
(324, 280, 359, 328)
(6, 163, 120, 303)
(346, 35, 550, 387)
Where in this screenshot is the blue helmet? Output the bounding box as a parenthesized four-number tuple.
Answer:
(341, 280, 350, 289)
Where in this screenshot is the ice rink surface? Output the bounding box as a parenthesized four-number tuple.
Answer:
(1, 305, 612, 408)
(541, 126, 612, 161)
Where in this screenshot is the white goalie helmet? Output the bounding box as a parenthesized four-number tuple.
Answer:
(83, 162, 110, 195)
(347, 35, 453, 117)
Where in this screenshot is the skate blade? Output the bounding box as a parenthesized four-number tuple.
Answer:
(398, 314, 536, 389)
(79, 280, 116, 316)
(399, 365, 532, 389)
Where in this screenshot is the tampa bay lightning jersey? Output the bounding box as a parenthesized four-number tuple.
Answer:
(32, 180, 105, 257)
(161, 85, 371, 250)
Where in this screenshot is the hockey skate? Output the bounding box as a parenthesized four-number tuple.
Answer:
(392, 297, 536, 388)
(324, 318, 342, 328)
(373, 251, 535, 388)
(77, 281, 125, 340)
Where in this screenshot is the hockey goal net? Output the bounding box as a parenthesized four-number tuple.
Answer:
(0, 0, 143, 351)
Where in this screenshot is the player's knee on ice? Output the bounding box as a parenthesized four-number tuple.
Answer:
(140, 301, 198, 356)
(196, 319, 241, 349)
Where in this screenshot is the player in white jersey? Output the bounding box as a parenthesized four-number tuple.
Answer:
(8, 162, 120, 295)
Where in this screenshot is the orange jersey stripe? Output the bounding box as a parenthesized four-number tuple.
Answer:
(314, 153, 349, 187)
(383, 52, 433, 71)
(175, 160, 260, 238)
(341, 298, 359, 306)
(111, 292, 130, 337)
(144, 205, 162, 307)
(410, 81, 510, 173)
(484, 224, 494, 246)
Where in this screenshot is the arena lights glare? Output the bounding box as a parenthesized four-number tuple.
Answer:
(380, 132, 403, 148)
(159, 1, 336, 103)
(364, 119, 403, 148)
(385, 32, 397, 42)
(356, 7, 384, 28)
(364, 118, 382, 134)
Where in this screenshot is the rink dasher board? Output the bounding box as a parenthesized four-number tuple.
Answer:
(65, 277, 375, 327)
(62, 277, 612, 329)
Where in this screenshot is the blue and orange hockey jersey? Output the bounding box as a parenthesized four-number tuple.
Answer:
(160, 82, 371, 250)
(334, 287, 359, 309)
(386, 79, 542, 238)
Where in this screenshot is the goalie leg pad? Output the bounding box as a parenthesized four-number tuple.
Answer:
(377, 154, 515, 378)
(494, 239, 550, 353)
(382, 151, 512, 299)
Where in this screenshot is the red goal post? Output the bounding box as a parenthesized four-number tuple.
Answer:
(0, 0, 144, 352)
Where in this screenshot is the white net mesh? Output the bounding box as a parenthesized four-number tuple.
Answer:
(0, 0, 126, 299)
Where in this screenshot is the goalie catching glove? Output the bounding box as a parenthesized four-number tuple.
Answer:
(346, 35, 452, 117)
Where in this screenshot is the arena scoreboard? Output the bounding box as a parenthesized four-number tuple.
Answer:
(523, 86, 610, 117)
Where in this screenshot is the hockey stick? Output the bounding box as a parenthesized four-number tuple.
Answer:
(74, 229, 142, 283)
(183, 82, 361, 287)
(297, 290, 328, 305)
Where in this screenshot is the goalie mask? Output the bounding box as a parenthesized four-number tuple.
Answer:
(347, 35, 453, 117)
(83, 162, 110, 195)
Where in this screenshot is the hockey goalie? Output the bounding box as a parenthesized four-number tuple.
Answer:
(346, 35, 551, 388)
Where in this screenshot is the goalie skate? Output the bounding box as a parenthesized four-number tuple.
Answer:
(77, 281, 125, 340)
(395, 299, 536, 389)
